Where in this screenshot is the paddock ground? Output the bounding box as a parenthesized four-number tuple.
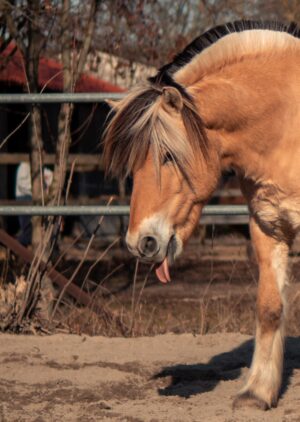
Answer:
(1, 332, 300, 421)
(2, 233, 300, 421)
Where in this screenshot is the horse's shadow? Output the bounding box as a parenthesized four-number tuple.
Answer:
(153, 337, 300, 399)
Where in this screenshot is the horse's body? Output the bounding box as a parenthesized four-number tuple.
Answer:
(103, 21, 300, 409)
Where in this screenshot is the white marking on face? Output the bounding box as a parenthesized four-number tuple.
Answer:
(126, 212, 173, 252)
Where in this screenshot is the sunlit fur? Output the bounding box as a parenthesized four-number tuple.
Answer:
(174, 30, 300, 87)
(103, 20, 300, 410)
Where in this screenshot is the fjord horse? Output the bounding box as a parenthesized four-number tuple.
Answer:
(103, 20, 300, 409)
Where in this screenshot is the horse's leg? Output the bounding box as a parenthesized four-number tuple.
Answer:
(234, 217, 289, 409)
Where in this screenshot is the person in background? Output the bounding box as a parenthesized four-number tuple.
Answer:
(15, 162, 53, 246)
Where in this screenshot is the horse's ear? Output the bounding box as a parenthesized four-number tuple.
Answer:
(162, 87, 183, 113)
(105, 99, 121, 111)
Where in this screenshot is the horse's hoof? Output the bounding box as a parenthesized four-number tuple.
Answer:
(233, 391, 271, 410)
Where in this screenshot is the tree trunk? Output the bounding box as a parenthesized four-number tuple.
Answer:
(28, 107, 44, 252)
(26, 0, 45, 253)
(49, 0, 99, 205)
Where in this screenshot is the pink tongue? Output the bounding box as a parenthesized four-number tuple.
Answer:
(155, 257, 171, 283)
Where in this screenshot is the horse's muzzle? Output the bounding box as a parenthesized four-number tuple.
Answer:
(126, 230, 179, 265)
(138, 235, 160, 258)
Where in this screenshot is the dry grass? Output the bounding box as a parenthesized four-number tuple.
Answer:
(53, 235, 300, 338)
(53, 245, 259, 337)
(2, 231, 300, 338)
(54, 286, 258, 337)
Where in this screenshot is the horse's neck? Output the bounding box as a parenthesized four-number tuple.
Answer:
(187, 54, 300, 183)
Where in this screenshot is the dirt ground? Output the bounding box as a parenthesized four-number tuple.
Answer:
(2, 232, 300, 421)
(1, 332, 300, 421)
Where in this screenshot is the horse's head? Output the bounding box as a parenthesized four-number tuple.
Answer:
(104, 84, 220, 282)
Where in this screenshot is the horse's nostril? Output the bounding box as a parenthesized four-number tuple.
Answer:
(139, 236, 159, 257)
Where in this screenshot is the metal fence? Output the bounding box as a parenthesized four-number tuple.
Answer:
(0, 204, 249, 216)
(0, 93, 249, 221)
(0, 93, 125, 103)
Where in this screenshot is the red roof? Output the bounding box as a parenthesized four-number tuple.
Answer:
(0, 43, 124, 93)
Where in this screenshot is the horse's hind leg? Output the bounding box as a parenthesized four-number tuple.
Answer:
(234, 217, 289, 410)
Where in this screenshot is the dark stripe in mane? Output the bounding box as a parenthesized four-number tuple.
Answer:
(148, 72, 194, 110)
(149, 72, 189, 99)
(104, 19, 300, 182)
(150, 20, 300, 85)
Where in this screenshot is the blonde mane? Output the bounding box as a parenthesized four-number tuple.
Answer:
(103, 83, 208, 180)
(174, 29, 300, 87)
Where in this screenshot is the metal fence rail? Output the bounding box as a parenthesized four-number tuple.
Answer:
(0, 205, 249, 216)
(0, 93, 248, 222)
(0, 93, 125, 104)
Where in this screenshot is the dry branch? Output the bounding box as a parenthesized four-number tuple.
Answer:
(49, 0, 100, 206)
(0, 229, 92, 307)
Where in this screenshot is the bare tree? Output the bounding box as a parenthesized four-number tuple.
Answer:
(0, 0, 100, 325)
(85, 0, 297, 69)
(49, 0, 100, 205)
(1, 0, 48, 252)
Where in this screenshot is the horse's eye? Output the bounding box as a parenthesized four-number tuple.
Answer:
(163, 152, 173, 165)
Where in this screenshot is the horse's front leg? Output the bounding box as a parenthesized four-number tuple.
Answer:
(234, 217, 290, 410)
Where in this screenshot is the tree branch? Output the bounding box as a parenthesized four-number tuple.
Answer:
(1, 1, 26, 55)
(75, 0, 100, 82)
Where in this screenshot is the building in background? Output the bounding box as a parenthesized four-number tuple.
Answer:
(83, 51, 156, 89)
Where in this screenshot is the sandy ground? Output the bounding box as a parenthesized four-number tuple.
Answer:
(1, 333, 300, 421)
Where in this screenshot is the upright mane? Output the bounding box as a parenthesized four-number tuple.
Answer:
(103, 20, 300, 178)
(157, 20, 300, 78)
